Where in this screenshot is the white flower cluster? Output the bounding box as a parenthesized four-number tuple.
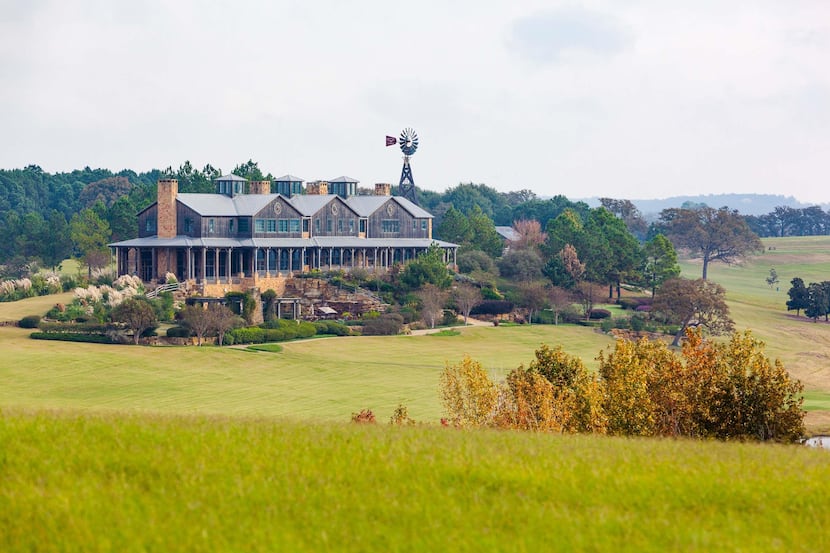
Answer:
(73, 274, 144, 308)
(0, 280, 15, 296)
(91, 267, 116, 282)
(44, 272, 61, 289)
(165, 272, 178, 284)
(113, 274, 143, 290)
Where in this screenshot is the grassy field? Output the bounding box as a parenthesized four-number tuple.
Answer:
(2, 236, 830, 428)
(2, 409, 828, 552)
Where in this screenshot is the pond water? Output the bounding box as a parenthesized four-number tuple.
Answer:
(804, 436, 830, 450)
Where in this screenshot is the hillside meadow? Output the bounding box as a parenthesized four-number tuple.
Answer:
(1, 409, 829, 552)
(2, 236, 830, 428)
(2, 237, 830, 550)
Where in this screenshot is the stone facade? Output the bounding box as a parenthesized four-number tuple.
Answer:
(157, 179, 178, 239)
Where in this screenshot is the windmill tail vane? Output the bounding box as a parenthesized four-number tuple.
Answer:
(385, 136, 397, 147)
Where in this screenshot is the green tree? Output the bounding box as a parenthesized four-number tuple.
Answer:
(805, 282, 830, 322)
(399, 245, 452, 290)
(643, 234, 680, 296)
(658, 206, 763, 280)
(435, 207, 472, 244)
(70, 208, 112, 278)
(786, 278, 809, 316)
(467, 205, 502, 257)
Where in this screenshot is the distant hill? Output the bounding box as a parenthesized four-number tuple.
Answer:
(578, 194, 827, 217)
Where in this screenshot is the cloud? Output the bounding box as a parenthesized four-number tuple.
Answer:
(508, 8, 629, 63)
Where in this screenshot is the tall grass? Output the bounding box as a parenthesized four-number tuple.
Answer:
(1, 410, 828, 552)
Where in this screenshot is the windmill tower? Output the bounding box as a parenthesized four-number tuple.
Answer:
(386, 127, 419, 204)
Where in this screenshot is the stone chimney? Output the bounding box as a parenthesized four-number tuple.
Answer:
(374, 183, 392, 196)
(249, 180, 271, 194)
(306, 181, 329, 195)
(157, 179, 178, 238)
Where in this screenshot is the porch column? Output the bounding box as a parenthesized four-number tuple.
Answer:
(301, 247, 306, 272)
(187, 247, 192, 280)
(253, 247, 259, 277)
(277, 249, 282, 274)
(265, 249, 270, 276)
(214, 249, 220, 282)
(350, 248, 355, 269)
(288, 249, 294, 273)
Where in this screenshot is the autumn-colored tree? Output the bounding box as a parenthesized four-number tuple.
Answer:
(510, 219, 547, 252)
(681, 329, 804, 442)
(439, 355, 498, 427)
(652, 277, 734, 346)
(575, 281, 604, 320)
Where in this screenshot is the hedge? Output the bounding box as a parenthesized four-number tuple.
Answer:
(30, 332, 115, 344)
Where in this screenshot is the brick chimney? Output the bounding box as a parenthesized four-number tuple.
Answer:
(306, 181, 328, 195)
(249, 180, 271, 194)
(157, 179, 178, 238)
(374, 183, 391, 196)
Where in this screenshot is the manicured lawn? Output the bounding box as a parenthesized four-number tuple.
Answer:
(1, 410, 828, 552)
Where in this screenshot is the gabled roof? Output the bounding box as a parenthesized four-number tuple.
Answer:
(177, 193, 285, 217)
(274, 174, 304, 182)
(328, 176, 359, 183)
(214, 173, 248, 182)
(288, 194, 335, 216)
(344, 195, 433, 218)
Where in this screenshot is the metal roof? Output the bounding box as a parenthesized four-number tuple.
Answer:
(328, 176, 359, 183)
(274, 174, 304, 182)
(288, 194, 334, 216)
(177, 194, 239, 216)
(495, 226, 519, 241)
(110, 236, 458, 249)
(214, 173, 248, 182)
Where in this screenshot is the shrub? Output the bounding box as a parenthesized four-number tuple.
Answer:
(18, 315, 41, 329)
(471, 300, 514, 316)
(588, 309, 611, 320)
(30, 332, 115, 344)
(600, 320, 614, 332)
(630, 314, 647, 332)
(439, 355, 498, 427)
(480, 286, 503, 300)
(389, 405, 416, 425)
(229, 326, 266, 344)
(166, 326, 192, 338)
(362, 313, 404, 336)
(351, 409, 376, 424)
(313, 321, 350, 336)
(441, 309, 458, 326)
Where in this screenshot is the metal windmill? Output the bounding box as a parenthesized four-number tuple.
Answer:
(386, 127, 419, 204)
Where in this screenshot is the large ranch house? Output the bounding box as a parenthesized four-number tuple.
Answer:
(109, 175, 458, 299)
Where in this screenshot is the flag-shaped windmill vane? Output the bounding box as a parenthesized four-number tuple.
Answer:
(385, 128, 419, 204)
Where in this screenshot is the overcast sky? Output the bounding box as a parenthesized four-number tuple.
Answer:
(1, 1, 828, 203)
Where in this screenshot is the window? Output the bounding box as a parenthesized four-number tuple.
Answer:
(315, 219, 321, 233)
(208, 219, 215, 233)
(184, 218, 192, 233)
(359, 219, 366, 233)
(238, 218, 250, 233)
(256, 219, 277, 233)
(277, 219, 301, 233)
(381, 219, 400, 233)
(349, 220, 355, 233)
(255, 219, 266, 233)
(229, 219, 234, 233)
(327, 219, 332, 233)
(421, 220, 428, 231)
(145, 217, 156, 233)
(338, 219, 343, 233)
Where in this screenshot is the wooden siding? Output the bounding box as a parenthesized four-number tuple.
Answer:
(252, 197, 304, 239)
(366, 200, 430, 239)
